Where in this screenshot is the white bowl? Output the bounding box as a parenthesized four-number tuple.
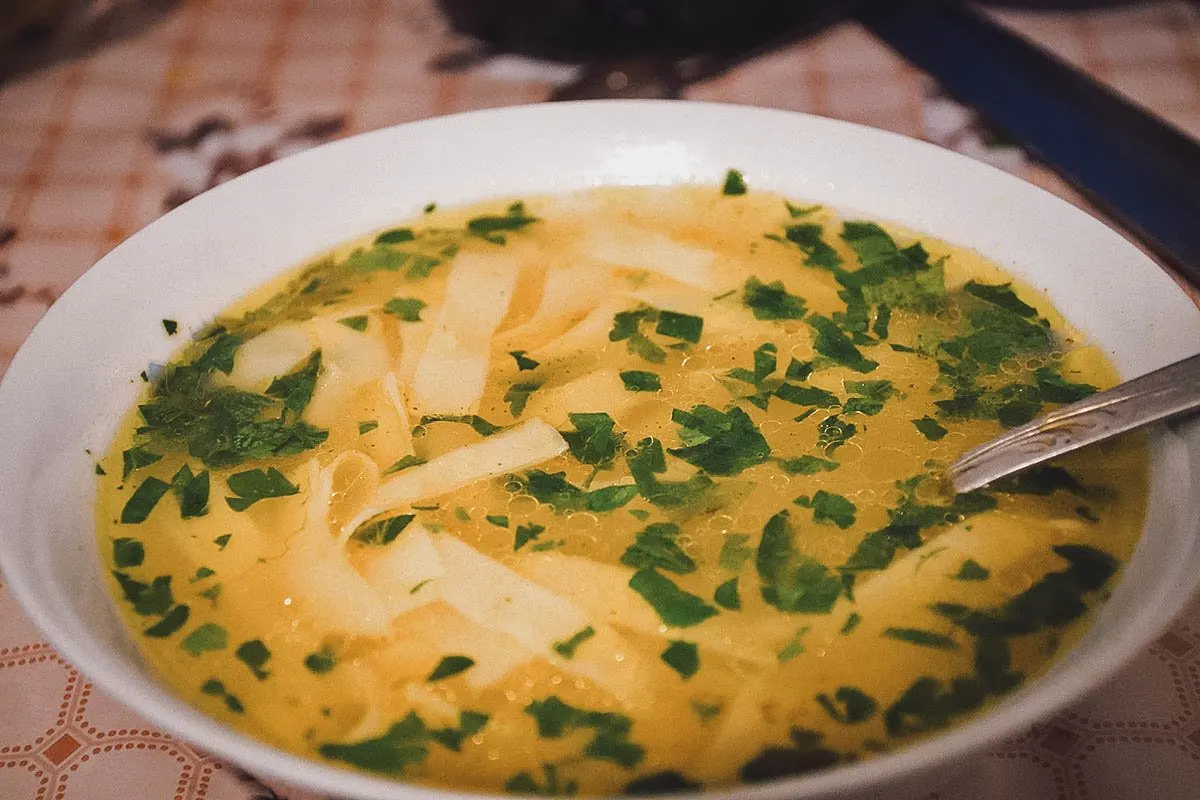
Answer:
(1, 101, 1198, 800)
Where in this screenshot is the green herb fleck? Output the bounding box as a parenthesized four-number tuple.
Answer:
(235, 639, 271, 679)
(778, 627, 810, 662)
(509, 350, 540, 371)
(621, 522, 696, 574)
(807, 315, 878, 373)
(794, 490, 857, 529)
(883, 627, 959, 650)
(816, 687, 877, 724)
(383, 297, 426, 322)
(743, 276, 806, 320)
(669, 405, 771, 476)
(305, 645, 338, 674)
(629, 569, 718, 628)
(504, 381, 541, 417)
(181, 623, 227, 656)
(112, 538, 144, 568)
(265, 350, 322, 415)
(419, 414, 503, 437)
(358, 420, 379, 435)
(954, 559, 990, 581)
(384, 454, 426, 474)
(467, 201, 539, 244)
(714, 578, 740, 610)
(553, 626, 596, 659)
(840, 612, 862, 635)
(661, 640, 700, 679)
(214, 534, 232, 550)
(719, 534, 754, 571)
(620, 370, 661, 392)
(338, 315, 369, 331)
(524, 696, 644, 768)
(225, 467, 299, 511)
(756, 511, 842, 614)
(913, 416, 948, 441)
(162, 319, 178, 335)
(514, 522, 546, 551)
(428, 655, 475, 682)
(352, 514, 415, 546)
(655, 310, 704, 343)
(121, 476, 171, 524)
(777, 455, 839, 474)
(144, 604, 189, 638)
(722, 169, 747, 196)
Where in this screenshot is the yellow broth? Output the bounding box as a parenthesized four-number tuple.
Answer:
(96, 183, 1146, 794)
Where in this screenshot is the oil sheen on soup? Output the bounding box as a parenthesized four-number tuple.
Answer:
(97, 177, 1146, 794)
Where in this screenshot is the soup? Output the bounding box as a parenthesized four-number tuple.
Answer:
(96, 178, 1145, 794)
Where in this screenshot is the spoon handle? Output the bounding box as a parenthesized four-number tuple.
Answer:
(946, 352, 1200, 494)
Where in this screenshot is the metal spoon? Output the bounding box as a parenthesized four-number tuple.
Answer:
(946, 352, 1200, 494)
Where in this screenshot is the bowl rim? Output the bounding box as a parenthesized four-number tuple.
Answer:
(1, 99, 1199, 800)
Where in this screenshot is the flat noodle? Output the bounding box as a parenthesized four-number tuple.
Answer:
(582, 225, 726, 291)
(410, 250, 522, 415)
(337, 418, 568, 543)
(360, 522, 445, 617)
(496, 258, 612, 352)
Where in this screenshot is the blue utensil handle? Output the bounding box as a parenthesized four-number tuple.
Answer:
(860, 0, 1200, 287)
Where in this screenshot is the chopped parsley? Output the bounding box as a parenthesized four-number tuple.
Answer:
(144, 604, 189, 638)
(964, 280, 1037, 317)
(714, 578, 740, 610)
(778, 626, 810, 662)
(514, 522, 546, 551)
(304, 645, 338, 674)
(721, 169, 747, 196)
(170, 464, 210, 519)
(376, 227, 415, 244)
(661, 640, 700, 679)
(777, 455, 839, 474)
(562, 412, 624, 467)
(913, 416, 948, 440)
(467, 201, 539, 244)
(338, 315, 369, 331)
(742, 276, 806, 320)
(265, 350, 322, 415)
(807, 315, 878, 373)
(383, 297, 425, 321)
(509, 350, 540, 371)
(318, 712, 430, 775)
(181, 623, 227, 656)
(524, 696, 644, 768)
(883, 627, 959, 650)
(774, 383, 840, 408)
(668, 405, 771, 476)
(485, 514, 509, 528)
(504, 381, 541, 417)
(213, 533, 232, 550)
(418, 414, 503, 436)
(842, 379, 894, 415)
(235, 639, 271, 679)
(783, 223, 842, 271)
(162, 319, 178, 335)
(352, 514, 415, 546)
(121, 446, 163, 480)
(629, 569, 718, 628)
(609, 307, 667, 364)
(815, 687, 877, 724)
(384, 454, 426, 474)
(654, 310, 704, 343)
(817, 414, 857, 454)
(517, 470, 636, 513)
(225, 467, 299, 511)
(428, 655, 475, 682)
(507, 764, 578, 796)
(719, 533, 754, 571)
(840, 612, 862, 635)
(627, 438, 714, 509)
(794, 490, 857, 529)
(120, 476, 171, 524)
(112, 537, 144, 568)
(620, 370, 661, 392)
(552, 626, 596, 659)
(954, 559, 990, 581)
(621, 522, 696, 574)
(756, 510, 842, 614)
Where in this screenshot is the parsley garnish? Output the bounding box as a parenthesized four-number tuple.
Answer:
(200, 678, 244, 713)
(626, 438, 713, 509)
(376, 227, 415, 244)
(620, 370, 661, 392)
(507, 764, 578, 796)
(170, 464, 210, 519)
(843, 379, 893, 415)
(358, 420, 379, 435)
(467, 201, 539, 244)
(807, 315, 878, 373)
(509, 350, 540, 371)
(486, 514, 509, 528)
(338, 315, 369, 331)
(883, 627, 959, 650)
(661, 640, 699, 678)
(964, 280, 1037, 317)
(954, 559, 990, 581)
(121, 476, 171, 523)
(524, 696, 644, 768)
(621, 522, 696, 574)
(552, 626, 596, 659)
(318, 712, 430, 775)
(514, 522, 546, 551)
(777, 455, 839, 474)
(121, 446, 162, 480)
(778, 626, 810, 662)
(304, 645, 338, 674)
(739, 728, 842, 782)
(668, 405, 771, 476)
(1034, 367, 1097, 403)
(428, 655, 475, 682)
(384, 454, 426, 474)
(815, 687, 876, 724)
(383, 297, 425, 321)
(714, 578, 740, 610)
(181, 623, 227, 656)
(839, 222, 946, 312)
(609, 307, 667, 364)
(144, 604, 189, 637)
(743, 276, 806, 320)
(655, 310, 704, 343)
(840, 612, 862, 635)
(756, 510, 842, 614)
(562, 412, 624, 467)
(352, 514, 415, 546)
(817, 414, 857, 454)
(629, 569, 718, 628)
(224, 467, 299, 511)
(235, 639, 271, 679)
(162, 319, 178, 335)
(794, 490, 857, 528)
(721, 169, 747, 196)
(784, 223, 842, 271)
(913, 416, 948, 440)
(213, 533, 231, 549)
(775, 383, 840, 408)
(719, 534, 754, 571)
(517, 470, 637, 513)
(112, 537, 144, 568)
(504, 381, 541, 417)
(265, 350, 322, 415)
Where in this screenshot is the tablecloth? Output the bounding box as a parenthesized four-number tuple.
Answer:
(2, 2, 1200, 798)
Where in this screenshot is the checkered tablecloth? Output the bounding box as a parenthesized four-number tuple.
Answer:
(1, 2, 1199, 798)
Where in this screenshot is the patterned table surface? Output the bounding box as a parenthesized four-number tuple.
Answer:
(2, 2, 1200, 799)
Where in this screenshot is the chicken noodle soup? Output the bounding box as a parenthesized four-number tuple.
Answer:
(97, 177, 1146, 794)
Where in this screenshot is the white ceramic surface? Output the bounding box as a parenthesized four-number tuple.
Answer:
(0, 101, 1198, 800)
